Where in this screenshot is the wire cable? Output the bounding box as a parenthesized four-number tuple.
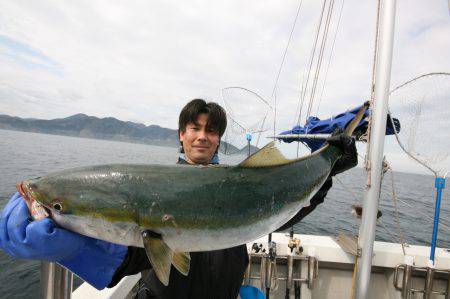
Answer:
(315, 0, 345, 115)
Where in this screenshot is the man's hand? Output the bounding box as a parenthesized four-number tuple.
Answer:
(327, 128, 358, 176)
(0, 193, 128, 290)
(0, 192, 88, 260)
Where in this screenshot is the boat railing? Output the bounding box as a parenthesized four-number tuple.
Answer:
(393, 263, 450, 298)
(41, 262, 73, 299)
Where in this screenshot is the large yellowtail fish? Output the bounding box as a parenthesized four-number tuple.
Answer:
(17, 106, 366, 285)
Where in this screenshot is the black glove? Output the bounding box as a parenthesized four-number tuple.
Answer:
(326, 128, 358, 176)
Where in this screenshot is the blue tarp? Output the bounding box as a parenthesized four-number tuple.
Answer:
(280, 103, 400, 151)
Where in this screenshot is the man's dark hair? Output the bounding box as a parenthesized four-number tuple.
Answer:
(178, 99, 227, 137)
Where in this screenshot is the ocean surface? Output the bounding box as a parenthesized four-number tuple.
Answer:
(0, 129, 448, 298)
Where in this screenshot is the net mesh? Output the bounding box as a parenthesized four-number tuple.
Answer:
(388, 72, 450, 177)
(220, 87, 273, 155)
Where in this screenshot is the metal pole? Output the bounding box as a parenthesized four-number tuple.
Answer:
(246, 133, 252, 156)
(41, 261, 73, 299)
(355, 0, 396, 298)
(430, 177, 445, 263)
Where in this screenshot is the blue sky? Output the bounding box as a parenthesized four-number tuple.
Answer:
(0, 0, 449, 174)
(0, 35, 63, 76)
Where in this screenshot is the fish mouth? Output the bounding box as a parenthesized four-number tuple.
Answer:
(17, 180, 50, 220)
(17, 181, 33, 203)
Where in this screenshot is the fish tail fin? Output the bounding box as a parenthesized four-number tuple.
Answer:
(344, 102, 370, 136)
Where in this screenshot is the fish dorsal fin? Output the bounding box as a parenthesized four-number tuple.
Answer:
(142, 231, 173, 286)
(239, 141, 291, 168)
(172, 252, 190, 276)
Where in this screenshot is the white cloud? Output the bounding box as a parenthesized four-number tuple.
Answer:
(0, 0, 448, 174)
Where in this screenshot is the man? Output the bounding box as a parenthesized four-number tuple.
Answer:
(0, 99, 357, 299)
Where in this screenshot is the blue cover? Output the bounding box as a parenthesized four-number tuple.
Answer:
(280, 103, 400, 151)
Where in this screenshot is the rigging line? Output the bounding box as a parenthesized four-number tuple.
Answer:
(370, 0, 382, 100)
(306, 0, 335, 121)
(387, 166, 406, 255)
(308, 0, 335, 115)
(379, 219, 403, 245)
(336, 174, 450, 247)
(292, 69, 307, 127)
(363, 0, 382, 182)
(255, 110, 269, 148)
(396, 197, 450, 232)
(270, 0, 304, 99)
(334, 176, 361, 203)
(315, 0, 345, 116)
(270, 0, 304, 139)
(334, 174, 406, 254)
(296, 0, 328, 126)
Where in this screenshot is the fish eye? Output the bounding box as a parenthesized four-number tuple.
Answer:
(52, 202, 63, 211)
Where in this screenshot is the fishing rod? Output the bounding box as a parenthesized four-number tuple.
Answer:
(268, 133, 331, 140)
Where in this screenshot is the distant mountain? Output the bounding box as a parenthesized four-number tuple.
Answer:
(0, 114, 241, 152)
(0, 113, 179, 147)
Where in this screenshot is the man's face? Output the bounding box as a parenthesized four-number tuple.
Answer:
(179, 113, 220, 165)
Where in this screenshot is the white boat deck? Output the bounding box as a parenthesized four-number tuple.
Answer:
(72, 233, 450, 299)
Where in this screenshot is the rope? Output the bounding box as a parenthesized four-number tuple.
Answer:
(296, 0, 328, 126)
(385, 161, 407, 255)
(396, 197, 450, 232)
(306, 0, 335, 121)
(315, 0, 346, 116)
(363, 0, 382, 187)
(378, 219, 407, 248)
(270, 0, 304, 139)
(270, 0, 304, 100)
(334, 176, 361, 202)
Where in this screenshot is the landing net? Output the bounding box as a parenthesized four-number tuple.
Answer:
(388, 72, 450, 177)
(220, 87, 273, 155)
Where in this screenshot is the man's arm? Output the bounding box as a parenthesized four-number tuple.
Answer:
(276, 132, 358, 231)
(108, 246, 151, 287)
(276, 177, 333, 232)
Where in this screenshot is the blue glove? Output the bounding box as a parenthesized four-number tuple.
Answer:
(0, 193, 128, 289)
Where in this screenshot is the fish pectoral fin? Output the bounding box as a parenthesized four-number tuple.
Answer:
(172, 252, 190, 276)
(142, 230, 173, 286)
(239, 141, 291, 168)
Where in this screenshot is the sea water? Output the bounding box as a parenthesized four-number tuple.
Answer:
(0, 129, 448, 298)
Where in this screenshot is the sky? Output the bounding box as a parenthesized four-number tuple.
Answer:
(0, 0, 449, 174)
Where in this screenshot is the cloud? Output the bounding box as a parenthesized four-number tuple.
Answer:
(0, 0, 448, 174)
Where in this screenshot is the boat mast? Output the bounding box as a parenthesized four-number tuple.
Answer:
(355, 0, 397, 298)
